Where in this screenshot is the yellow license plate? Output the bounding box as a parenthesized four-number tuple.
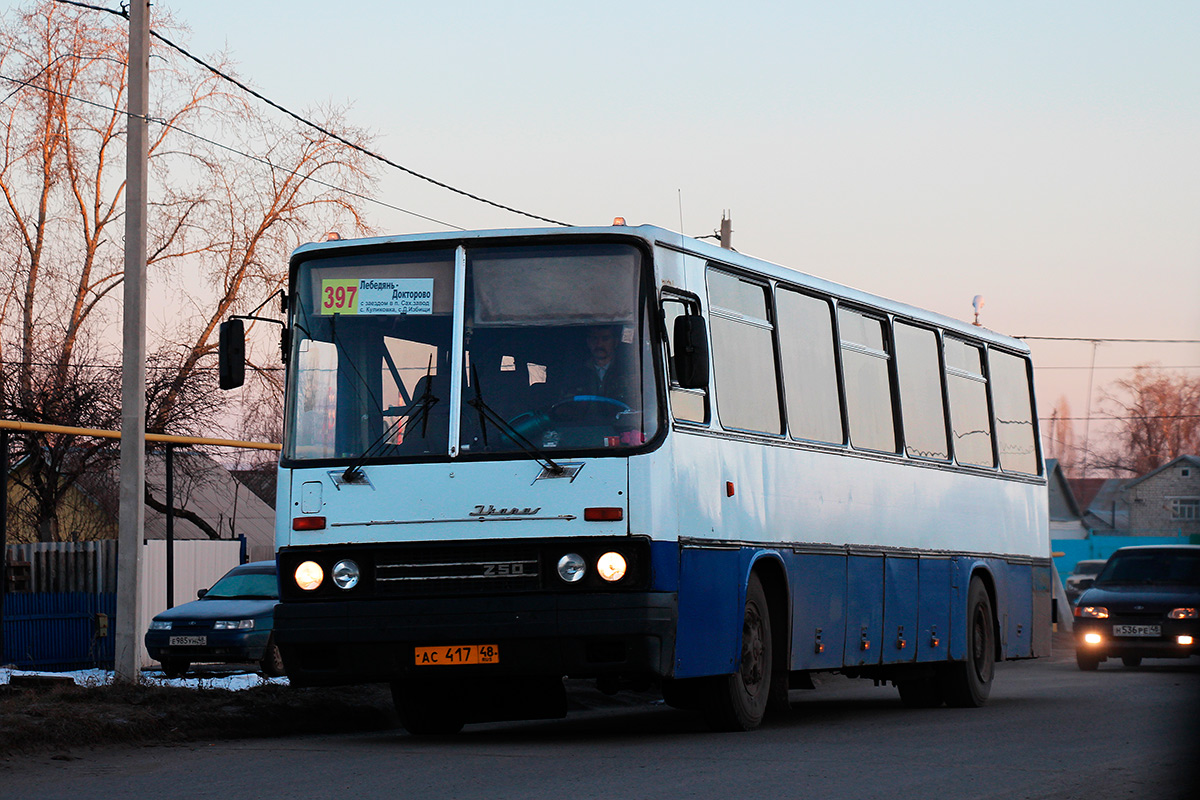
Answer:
(415, 644, 499, 666)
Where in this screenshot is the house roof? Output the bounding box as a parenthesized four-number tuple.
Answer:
(1122, 454, 1200, 489)
(141, 451, 275, 553)
(1045, 460, 1084, 521)
(1067, 477, 1110, 512)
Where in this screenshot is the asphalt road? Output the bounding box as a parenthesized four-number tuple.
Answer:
(3, 641, 1197, 800)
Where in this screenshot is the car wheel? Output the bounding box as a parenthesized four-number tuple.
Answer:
(161, 658, 190, 679)
(1075, 650, 1101, 671)
(897, 676, 945, 708)
(259, 636, 286, 677)
(1121, 655, 1142, 668)
(942, 576, 995, 707)
(700, 573, 773, 731)
(392, 679, 465, 735)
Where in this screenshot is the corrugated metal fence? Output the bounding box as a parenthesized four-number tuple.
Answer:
(3, 592, 116, 670)
(3, 540, 242, 670)
(5, 541, 119, 593)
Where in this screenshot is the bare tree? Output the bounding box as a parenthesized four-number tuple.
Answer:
(1091, 366, 1200, 477)
(1043, 395, 1080, 476)
(0, 1, 375, 542)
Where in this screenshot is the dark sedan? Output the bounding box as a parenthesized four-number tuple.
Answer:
(1073, 545, 1200, 670)
(144, 561, 284, 678)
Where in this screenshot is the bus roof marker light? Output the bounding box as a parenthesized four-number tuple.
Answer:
(612, 217, 626, 226)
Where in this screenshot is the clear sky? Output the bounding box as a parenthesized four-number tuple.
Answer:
(61, 2, 1200, 453)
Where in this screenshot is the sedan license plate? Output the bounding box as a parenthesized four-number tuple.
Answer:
(415, 644, 499, 666)
(1113, 624, 1160, 638)
(169, 635, 207, 646)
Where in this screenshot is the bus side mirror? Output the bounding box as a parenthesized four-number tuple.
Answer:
(673, 314, 709, 389)
(218, 318, 245, 390)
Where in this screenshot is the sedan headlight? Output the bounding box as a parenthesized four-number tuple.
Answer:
(214, 619, 255, 630)
(149, 620, 172, 631)
(1075, 606, 1109, 619)
(1168, 608, 1198, 619)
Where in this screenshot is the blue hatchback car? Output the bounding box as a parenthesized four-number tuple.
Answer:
(144, 561, 283, 678)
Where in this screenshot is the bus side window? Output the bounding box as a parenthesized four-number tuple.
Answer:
(707, 270, 783, 435)
(837, 307, 897, 453)
(944, 336, 994, 467)
(663, 298, 708, 424)
(776, 288, 843, 445)
(988, 349, 1039, 475)
(893, 322, 950, 460)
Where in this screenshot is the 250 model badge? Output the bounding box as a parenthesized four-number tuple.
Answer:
(470, 504, 541, 517)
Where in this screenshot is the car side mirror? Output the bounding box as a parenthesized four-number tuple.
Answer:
(218, 318, 245, 390)
(672, 314, 709, 389)
(197, 588, 208, 599)
(1078, 578, 1094, 591)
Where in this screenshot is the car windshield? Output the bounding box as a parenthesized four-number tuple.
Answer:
(1072, 561, 1105, 576)
(1094, 551, 1200, 587)
(285, 241, 661, 463)
(204, 572, 278, 599)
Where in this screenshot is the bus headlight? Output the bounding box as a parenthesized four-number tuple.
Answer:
(332, 559, 360, 590)
(557, 553, 586, 583)
(596, 552, 627, 582)
(295, 561, 324, 591)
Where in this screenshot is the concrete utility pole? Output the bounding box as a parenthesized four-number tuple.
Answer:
(115, 0, 150, 683)
(719, 212, 733, 249)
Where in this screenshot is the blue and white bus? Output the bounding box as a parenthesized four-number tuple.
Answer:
(222, 223, 1049, 733)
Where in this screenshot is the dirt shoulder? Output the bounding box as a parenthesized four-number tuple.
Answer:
(0, 679, 398, 758)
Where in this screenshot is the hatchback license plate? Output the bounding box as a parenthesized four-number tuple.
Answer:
(1113, 624, 1160, 637)
(169, 635, 207, 646)
(415, 644, 499, 666)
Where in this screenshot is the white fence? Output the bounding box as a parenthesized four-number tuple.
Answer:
(137, 539, 243, 668)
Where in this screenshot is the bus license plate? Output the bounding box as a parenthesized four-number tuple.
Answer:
(415, 644, 499, 666)
(169, 635, 207, 646)
(1112, 625, 1160, 637)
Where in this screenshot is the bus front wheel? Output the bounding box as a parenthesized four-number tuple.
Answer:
(942, 576, 995, 707)
(701, 573, 773, 731)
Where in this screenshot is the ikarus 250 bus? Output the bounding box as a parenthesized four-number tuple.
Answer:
(220, 222, 1050, 734)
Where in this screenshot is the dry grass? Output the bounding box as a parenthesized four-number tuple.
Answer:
(0, 679, 398, 756)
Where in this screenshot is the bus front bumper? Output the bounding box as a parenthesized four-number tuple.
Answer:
(273, 592, 678, 686)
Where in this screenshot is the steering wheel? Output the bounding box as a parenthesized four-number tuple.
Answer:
(505, 396, 631, 443)
(547, 395, 630, 423)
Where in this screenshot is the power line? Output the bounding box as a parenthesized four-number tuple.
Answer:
(51, 0, 573, 228)
(1040, 415, 1200, 422)
(1035, 365, 1200, 371)
(1018, 336, 1200, 344)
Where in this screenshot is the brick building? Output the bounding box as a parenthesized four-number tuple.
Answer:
(1123, 455, 1200, 537)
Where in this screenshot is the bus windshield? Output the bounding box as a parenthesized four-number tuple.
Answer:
(285, 242, 660, 463)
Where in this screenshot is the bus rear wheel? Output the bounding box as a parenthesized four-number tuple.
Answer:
(942, 576, 995, 708)
(701, 573, 772, 731)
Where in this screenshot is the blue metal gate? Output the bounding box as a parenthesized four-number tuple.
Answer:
(2, 593, 117, 670)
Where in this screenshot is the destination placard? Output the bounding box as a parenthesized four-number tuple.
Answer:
(320, 278, 434, 315)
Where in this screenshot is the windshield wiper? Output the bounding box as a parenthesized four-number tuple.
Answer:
(342, 356, 439, 482)
(466, 368, 564, 475)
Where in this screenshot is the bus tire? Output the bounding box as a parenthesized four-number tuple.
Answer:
(392, 679, 465, 735)
(701, 573, 772, 731)
(942, 576, 995, 708)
